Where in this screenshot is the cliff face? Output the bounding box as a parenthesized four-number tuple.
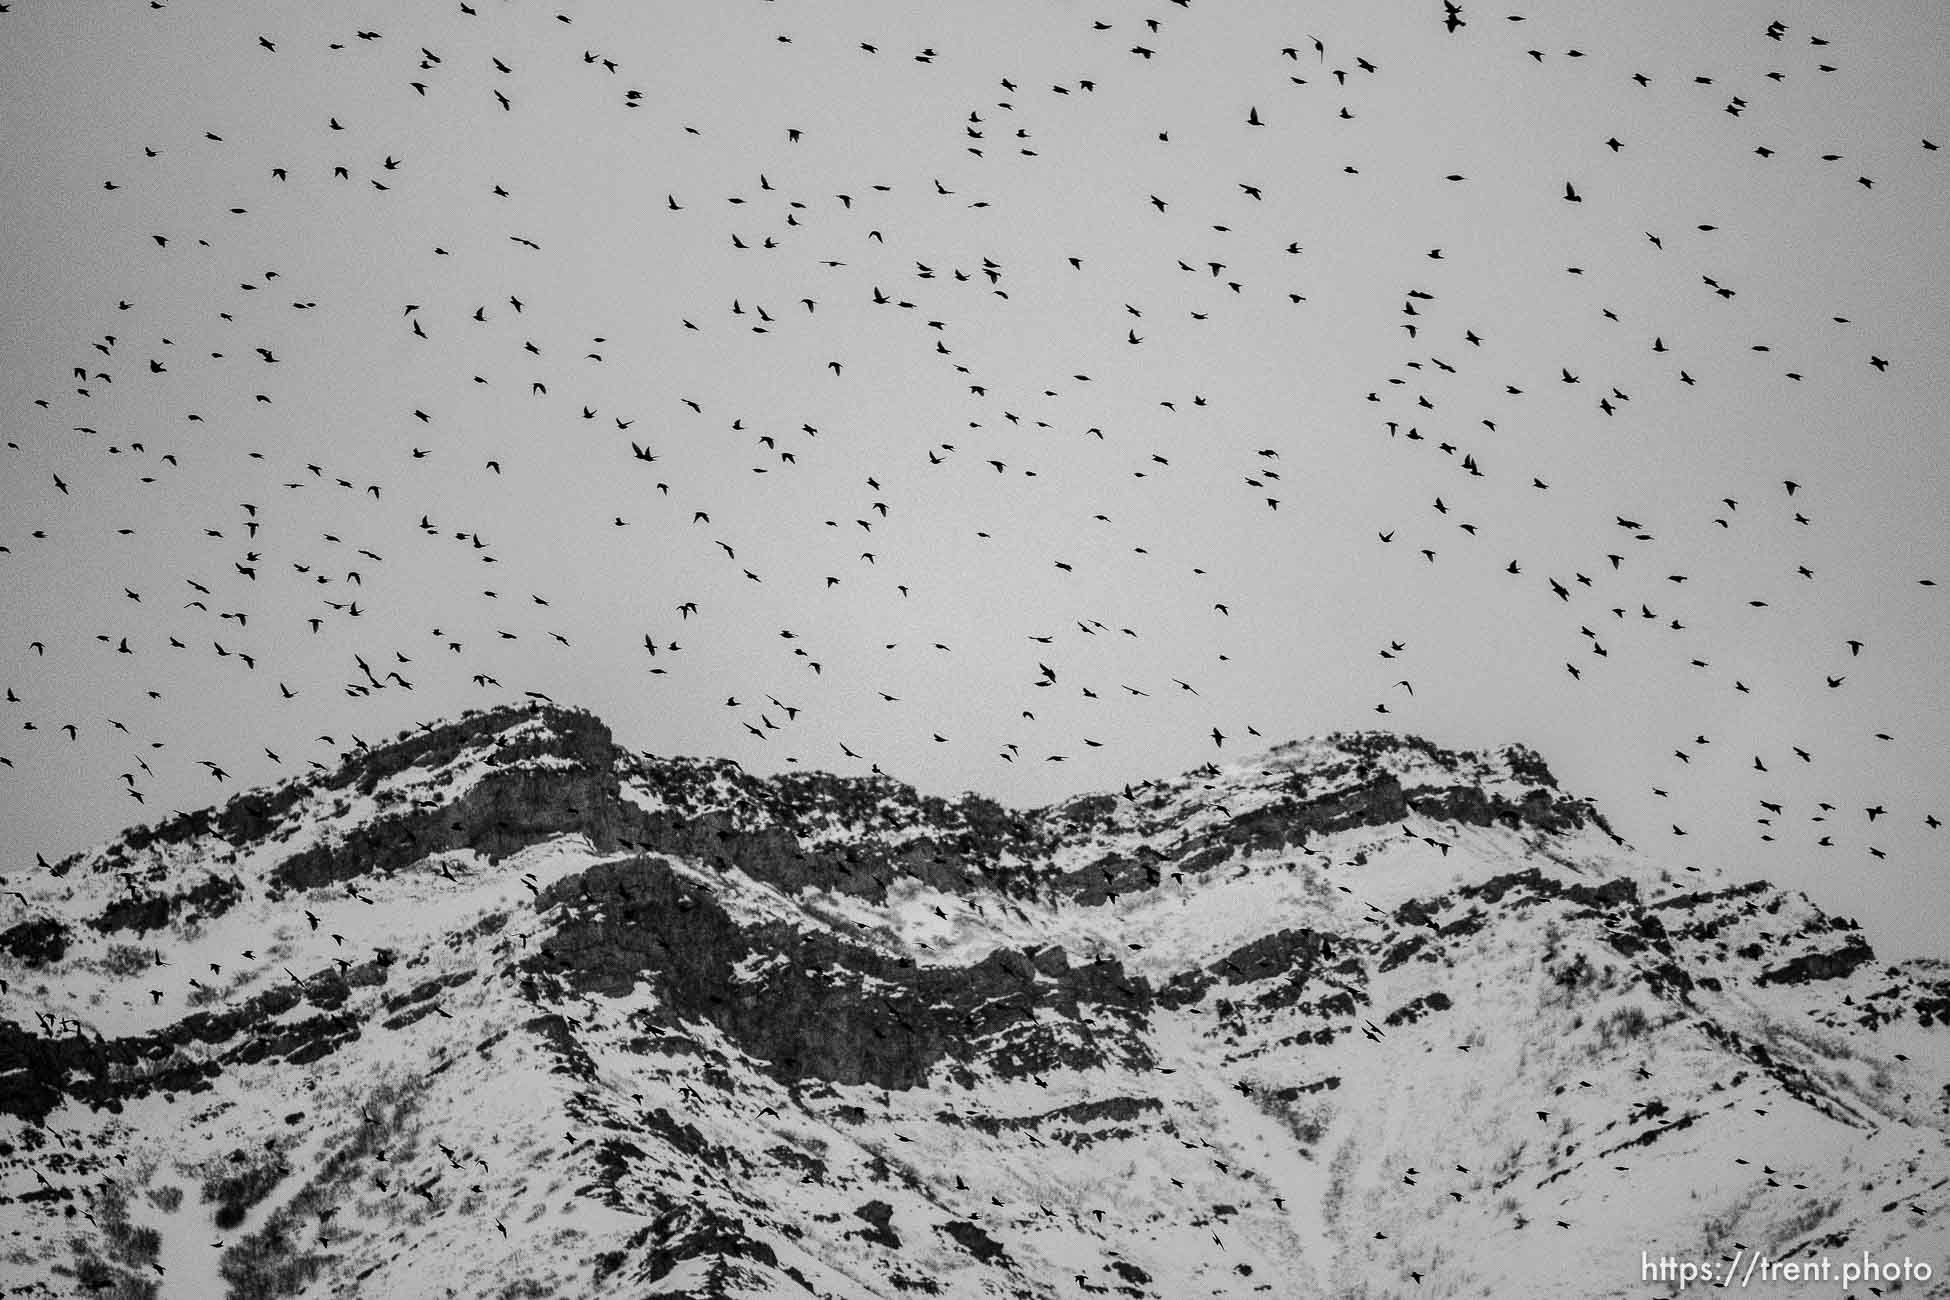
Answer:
(1, 703, 1946, 1300)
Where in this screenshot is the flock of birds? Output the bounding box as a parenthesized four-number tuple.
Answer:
(1, 0, 1944, 956)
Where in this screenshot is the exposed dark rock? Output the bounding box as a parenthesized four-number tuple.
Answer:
(1914, 976, 1950, 1027)
(939, 1095, 1163, 1141)
(522, 854, 1152, 1091)
(1157, 929, 1351, 1013)
(1757, 938, 1875, 986)
(938, 1219, 1011, 1267)
(1382, 990, 1452, 1027)
(853, 1199, 901, 1248)
(1406, 782, 1596, 834)
(0, 917, 69, 967)
(0, 958, 387, 1125)
(91, 874, 244, 936)
(1462, 868, 1638, 911)
(1060, 793, 1119, 825)
(1056, 846, 1169, 904)
(1652, 880, 1772, 915)
(381, 970, 470, 1015)
(525, 1013, 599, 1084)
(766, 1143, 827, 1182)
(1379, 933, 1428, 972)
(1268, 1076, 1341, 1101)
(270, 758, 627, 895)
(641, 1204, 780, 1288)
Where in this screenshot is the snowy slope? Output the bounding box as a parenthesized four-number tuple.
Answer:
(2, 703, 1946, 1299)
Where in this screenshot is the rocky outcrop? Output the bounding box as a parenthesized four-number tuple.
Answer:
(1757, 938, 1876, 986)
(0, 956, 392, 1125)
(143, 705, 1616, 912)
(0, 917, 68, 967)
(90, 873, 244, 936)
(523, 854, 1152, 1090)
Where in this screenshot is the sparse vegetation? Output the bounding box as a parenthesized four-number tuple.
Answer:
(1697, 1190, 1758, 1257)
(219, 1220, 333, 1300)
(1771, 1195, 1841, 1246)
(64, 1178, 161, 1300)
(491, 1280, 556, 1300)
(1538, 948, 1606, 1011)
(202, 1148, 293, 1231)
(1758, 1016, 1856, 1063)
(1592, 1002, 1651, 1049)
(1540, 919, 1564, 963)
(220, 1070, 428, 1300)
(1262, 1096, 1331, 1148)
(1320, 1135, 1359, 1226)
(99, 943, 157, 979)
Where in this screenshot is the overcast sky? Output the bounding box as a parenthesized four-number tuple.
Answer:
(3, 0, 1946, 954)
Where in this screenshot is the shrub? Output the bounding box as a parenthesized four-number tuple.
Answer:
(67, 1178, 162, 1300)
(1772, 1195, 1840, 1245)
(1288, 1109, 1327, 1147)
(493, 1280, 557, 1299)
(1697, 1190, 1757, 1257)
(100, 944, 156, 979)
(219, 1224, 330, 1300)
(1540, 919, 1564, 962)
(1592, 1003, 1651, 1050)
(203, 1153, 292, 1230)
(216, 1069, 433, 1297)
(66, 1253, 152, 1299)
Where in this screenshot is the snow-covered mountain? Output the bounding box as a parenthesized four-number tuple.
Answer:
(3, 703, 1947, 1299)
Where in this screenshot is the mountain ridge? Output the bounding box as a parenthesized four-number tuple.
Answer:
(2, 702, 1947, 1299)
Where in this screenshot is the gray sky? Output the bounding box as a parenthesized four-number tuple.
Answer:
(3, 0, 1947, 954)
